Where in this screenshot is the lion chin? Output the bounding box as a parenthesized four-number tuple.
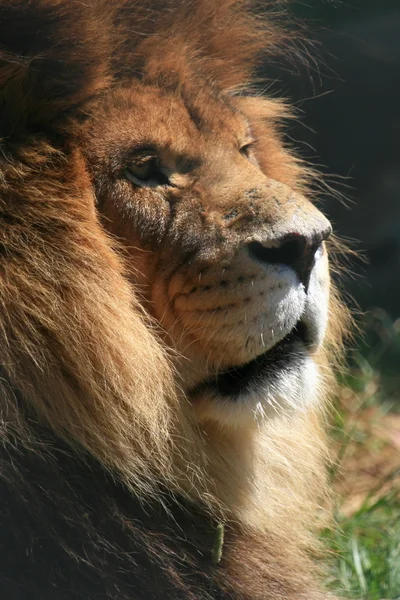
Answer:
(0, 1, 347, 599)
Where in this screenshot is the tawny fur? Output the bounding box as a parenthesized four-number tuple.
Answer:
(0, 1, 347, 598)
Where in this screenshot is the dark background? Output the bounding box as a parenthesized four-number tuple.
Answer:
(265, 0, 400, 318)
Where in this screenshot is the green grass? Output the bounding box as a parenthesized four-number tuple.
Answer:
(326, 492, 400, 599)
(325, 310, 400, 600)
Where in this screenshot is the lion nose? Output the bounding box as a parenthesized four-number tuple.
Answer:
(247, 225, 332, 289)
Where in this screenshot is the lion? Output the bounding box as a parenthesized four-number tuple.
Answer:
(0, 1, 346, 598)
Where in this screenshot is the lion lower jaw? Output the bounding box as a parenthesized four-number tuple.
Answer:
(191, 353, 321, 427)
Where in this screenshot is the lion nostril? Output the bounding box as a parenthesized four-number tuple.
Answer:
(248, 238, 304, 267)
(248, 230, 328, 290)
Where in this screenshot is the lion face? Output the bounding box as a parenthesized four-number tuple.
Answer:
(84, 82, 331, 425)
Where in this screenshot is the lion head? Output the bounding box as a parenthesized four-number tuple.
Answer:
(84, 83, 332, 428)
(0, 0, 346, 549)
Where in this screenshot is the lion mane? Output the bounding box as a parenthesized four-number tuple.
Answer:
(0, 1, 346, 599)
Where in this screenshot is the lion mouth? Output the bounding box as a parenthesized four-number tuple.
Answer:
(196, 321, 310, 398)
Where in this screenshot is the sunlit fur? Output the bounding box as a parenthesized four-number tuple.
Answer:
(0, 1, 349, 598)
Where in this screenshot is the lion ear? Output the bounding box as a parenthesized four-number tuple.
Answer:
(0, 0, 114, 138)
(233, 95, 312, 192)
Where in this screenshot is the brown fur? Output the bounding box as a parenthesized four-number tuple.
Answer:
(0, 1, 347, 598)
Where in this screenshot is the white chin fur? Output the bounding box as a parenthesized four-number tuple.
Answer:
(194, 354, 320, 428)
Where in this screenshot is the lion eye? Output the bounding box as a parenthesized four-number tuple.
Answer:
(240, 142, 254, 159)
(124, 157, 169, 188)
